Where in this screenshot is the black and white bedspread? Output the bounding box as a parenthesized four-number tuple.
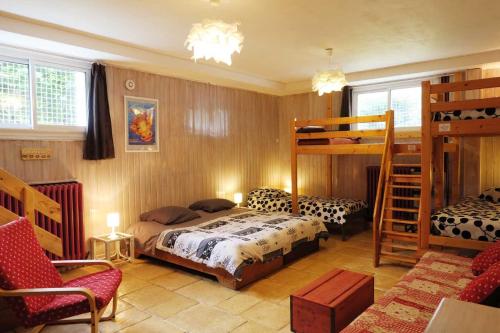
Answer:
(155, 211, 328, 277)
(247, 189, 367, 225)
(433, 108, 500, 121)
(431, 197, 500, 242)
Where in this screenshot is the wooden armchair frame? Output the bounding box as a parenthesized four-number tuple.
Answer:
(0, 260, 118, 333)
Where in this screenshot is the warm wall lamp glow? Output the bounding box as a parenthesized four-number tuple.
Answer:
(233, 192, 243, 207)
(106, 212, 120, 239)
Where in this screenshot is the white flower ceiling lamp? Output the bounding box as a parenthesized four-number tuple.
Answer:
(185, 1, 243, 66)
(312, 48, 348, 96)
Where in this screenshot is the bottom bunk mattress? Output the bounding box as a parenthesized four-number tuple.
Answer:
(247, 191, 367, 225)
(155, 210, 328, 277)
(431, 196, 500, 242)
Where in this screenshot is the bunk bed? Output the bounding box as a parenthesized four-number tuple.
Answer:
(290, 110, 395, 243)
(421, 77, 500, 251)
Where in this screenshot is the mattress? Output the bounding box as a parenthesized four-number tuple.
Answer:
(155, 210, 328, 277)
(431, 196, 500, 242)
(247, 192, 367, 225)
(433, 107, 500, 121)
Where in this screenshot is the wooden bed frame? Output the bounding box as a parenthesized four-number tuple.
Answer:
(421, 77, 500, 251)
(290, 111, 395, 218)
(135, 238, 320, 290)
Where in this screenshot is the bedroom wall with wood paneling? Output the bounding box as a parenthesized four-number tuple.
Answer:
(0, 66, 281, 238)
(480, 68, 500, 190)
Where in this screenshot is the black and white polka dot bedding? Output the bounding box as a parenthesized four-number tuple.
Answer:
(433, 108, 500, 121)
(431, 196, 500, 242)
(247, 189, 367, 225)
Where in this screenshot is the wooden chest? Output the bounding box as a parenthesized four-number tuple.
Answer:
(291, 269, 374, 333)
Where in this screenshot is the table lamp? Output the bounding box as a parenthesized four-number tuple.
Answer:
(107, 212, 120, 239)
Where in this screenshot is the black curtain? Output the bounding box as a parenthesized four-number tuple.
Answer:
(83, 63, 115, 160)
(339, 85, 352, 131)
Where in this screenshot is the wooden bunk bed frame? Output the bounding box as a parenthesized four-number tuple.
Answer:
(421, 77, 500, 251)
(290, 110, 395, 225)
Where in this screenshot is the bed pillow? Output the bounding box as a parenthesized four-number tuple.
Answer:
(479, 188, 500, 203)
(459, 261, 500, 304)
(189, 199, 236, 213)
(471, 241, 500, 275)
(296, 126, 325, 133)
(140, 206, 200, 225)
(248, 188, 289, 198)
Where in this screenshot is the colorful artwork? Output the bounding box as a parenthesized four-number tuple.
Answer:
(124, 96, 159, 152)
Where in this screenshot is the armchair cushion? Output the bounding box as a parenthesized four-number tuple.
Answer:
(0, 218, 63, 315)
(26, 268, 122, 326)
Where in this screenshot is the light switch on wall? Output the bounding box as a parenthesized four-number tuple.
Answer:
(21, 148, 53, 160)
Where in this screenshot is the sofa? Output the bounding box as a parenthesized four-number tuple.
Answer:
(342, 251, 477, 333)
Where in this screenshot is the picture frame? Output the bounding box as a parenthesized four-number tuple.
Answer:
(124, 96, 159, 152)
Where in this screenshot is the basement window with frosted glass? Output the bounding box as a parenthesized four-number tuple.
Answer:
(0, 53, 89, 140)
(352, 80, 423, 132)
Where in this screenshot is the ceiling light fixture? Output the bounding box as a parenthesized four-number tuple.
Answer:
(185, 19, 244, 66)
(312, 48, 348, 96)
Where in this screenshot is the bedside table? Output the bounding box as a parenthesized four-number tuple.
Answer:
(90, 232, 134, 262)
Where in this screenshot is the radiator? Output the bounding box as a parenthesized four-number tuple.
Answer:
(366, 166, 419, 220)
(0, 181, 85, 260)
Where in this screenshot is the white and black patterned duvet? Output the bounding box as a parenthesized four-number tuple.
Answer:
(431, 197, 500, 242)
(433, 107, 500, 121)
(155, 211, 328, 277)
(247, 190, 367, 225)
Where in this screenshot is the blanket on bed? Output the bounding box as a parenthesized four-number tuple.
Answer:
(434, 107, 500, 121)
(247, 192, 367, 225)
(155, 211, 328, 277)
(431, 196, 500, 242)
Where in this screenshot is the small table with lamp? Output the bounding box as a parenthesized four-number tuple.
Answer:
(90, 212, 134, 262)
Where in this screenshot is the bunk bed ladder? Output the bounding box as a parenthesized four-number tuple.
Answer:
(375, 153, 422, 266)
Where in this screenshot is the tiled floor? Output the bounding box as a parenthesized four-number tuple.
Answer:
(11, 230, 411, 333)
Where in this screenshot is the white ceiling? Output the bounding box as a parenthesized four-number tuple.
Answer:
(1, 0, 500, 93)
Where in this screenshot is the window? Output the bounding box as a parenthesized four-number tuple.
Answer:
(353, 81, 423, 130)
(0, 49, 89, 139)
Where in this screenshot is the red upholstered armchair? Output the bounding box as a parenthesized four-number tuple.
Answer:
(0, 218, 122, 333)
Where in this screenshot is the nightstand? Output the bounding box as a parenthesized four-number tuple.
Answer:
(90, 232, 134, 262)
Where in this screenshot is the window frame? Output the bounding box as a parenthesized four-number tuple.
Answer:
(352, 78, 430, 132)
(0, 46, 91, 141)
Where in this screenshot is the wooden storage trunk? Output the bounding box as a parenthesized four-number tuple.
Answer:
(291, 268, 374, 333)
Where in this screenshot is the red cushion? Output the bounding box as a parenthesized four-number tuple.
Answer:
(459, 261, 500, 303)
(24, 268, 122, 327)
(471, 241, 500, 275)
(0, 218, 63, 316)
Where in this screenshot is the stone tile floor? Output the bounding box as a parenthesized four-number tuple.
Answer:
(11, 230, 412, 333)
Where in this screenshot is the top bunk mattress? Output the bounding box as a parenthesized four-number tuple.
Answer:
(247, 188, 367, 225)
(433, 107, 500, 121)
(431, 196, 500, 242)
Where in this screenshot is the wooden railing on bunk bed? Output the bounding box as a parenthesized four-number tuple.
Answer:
(421, 77, 500, 251)
(0, 168, 63, 257)
(289, 111, 395, 224)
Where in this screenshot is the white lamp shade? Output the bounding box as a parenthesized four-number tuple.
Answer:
(233, 192, 243, 204)
(106, 212, 120, 228)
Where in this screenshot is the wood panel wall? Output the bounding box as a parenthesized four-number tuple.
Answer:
(0, 66, 281, 237)
(480, 68, 500, 189)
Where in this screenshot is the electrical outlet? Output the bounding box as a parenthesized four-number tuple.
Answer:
(21, 148, 53, 161)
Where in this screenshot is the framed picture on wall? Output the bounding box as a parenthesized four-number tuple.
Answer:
(124, 96, 159, 152)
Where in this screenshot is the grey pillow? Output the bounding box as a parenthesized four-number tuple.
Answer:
(140, 206, 200, 225)
(189, 199, 236, 213)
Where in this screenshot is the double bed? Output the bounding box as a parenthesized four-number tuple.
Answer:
(431, 195, 500, 242)
(127, 207, 328, 289)
(247, 188, 368, 240)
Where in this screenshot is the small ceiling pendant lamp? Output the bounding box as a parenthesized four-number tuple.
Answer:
(312, 48, 348, 96)
(186, 0, 242, 65)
